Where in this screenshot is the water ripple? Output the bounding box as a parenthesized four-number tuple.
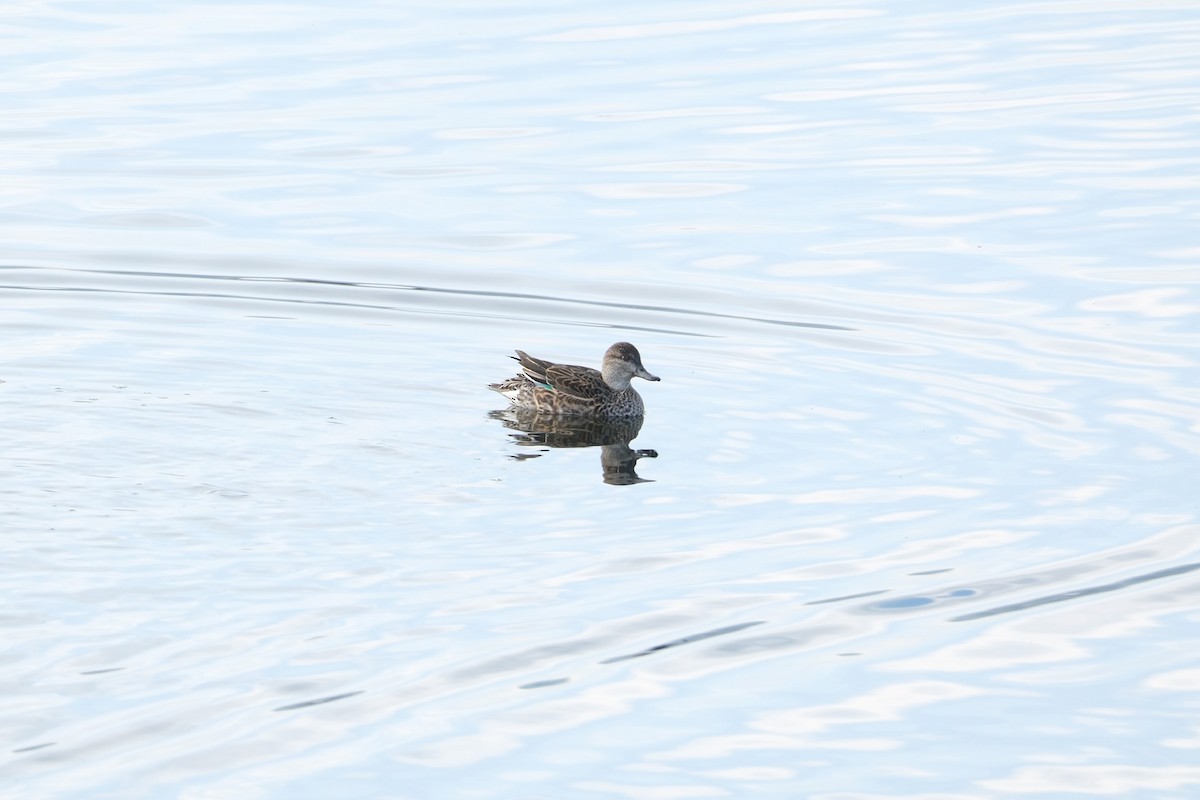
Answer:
(4, 0, 1198, 796)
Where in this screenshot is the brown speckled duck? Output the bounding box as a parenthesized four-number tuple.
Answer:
(489, 342, 660, 416)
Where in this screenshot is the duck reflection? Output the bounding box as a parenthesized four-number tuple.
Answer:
(489, 409, 658, 485)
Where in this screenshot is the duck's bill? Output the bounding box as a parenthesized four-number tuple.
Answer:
(637, 368, 661, 382)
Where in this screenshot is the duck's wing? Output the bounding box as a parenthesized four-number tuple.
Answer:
(542, 364, 606, 400)
(513, 350, 556, 381)
(513, 351, 605, 400)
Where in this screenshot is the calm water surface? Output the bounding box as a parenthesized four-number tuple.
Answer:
(4, 1, 1199, 798)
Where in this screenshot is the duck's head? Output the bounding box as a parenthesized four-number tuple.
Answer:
(601, 342, 660, 389)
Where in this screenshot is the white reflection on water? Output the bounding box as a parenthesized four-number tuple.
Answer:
(4, 0, 1200, 797)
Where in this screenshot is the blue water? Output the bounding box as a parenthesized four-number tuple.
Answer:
(4, 2, 1199, 798)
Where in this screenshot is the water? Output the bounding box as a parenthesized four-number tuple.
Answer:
(4, 1, 1199, 798)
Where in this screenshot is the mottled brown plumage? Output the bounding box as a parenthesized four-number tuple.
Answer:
(489, 342, 660, 416)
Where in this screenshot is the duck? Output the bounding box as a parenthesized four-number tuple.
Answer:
(489, 342, 660, 416)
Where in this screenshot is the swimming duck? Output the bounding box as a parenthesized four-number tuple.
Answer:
(489, 342, 660, 416)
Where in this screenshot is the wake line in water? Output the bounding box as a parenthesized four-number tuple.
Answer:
(0, 282, 715, 338)
(598, 621, 765, 664)
(2, 263, 856, 333)
(949, 562, 1200, 622)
